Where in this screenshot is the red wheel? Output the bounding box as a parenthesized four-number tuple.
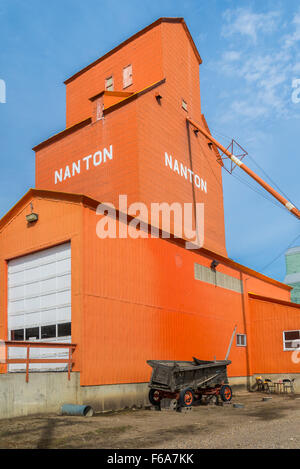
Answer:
(220, 385, 232, 402)
(179, 388, 195, 407)
(148, 389, 162, 406)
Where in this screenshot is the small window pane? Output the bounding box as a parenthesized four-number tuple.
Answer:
(58, 323, 71, 337)
(11, 329, 24, 341)
(236, 334, 246, 347)
(26, 327, 40, 340)
(123, 65, 132, 88)
(285, 342, 295, 349)
(182, 99, 188, 111)
(105, 76, 114, 91)
(285, 331, 300, 341)
(41, 325, 56, 339)
(291, 341, 300, 349)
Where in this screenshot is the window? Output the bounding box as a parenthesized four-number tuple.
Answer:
(26, 327, 40, 341)
(182, 99, 188, 112)
(58, 322, 71, 337)
(11, 323, 72, 341)
(11, 329, 24, 341)
(283, 330, 300, 351)
(123, 64, 133, 88)
(105, 76, 114, 91)
(236, 334, 247, 347)
(41, 325, 56, 339)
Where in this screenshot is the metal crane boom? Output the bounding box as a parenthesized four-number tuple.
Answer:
(187, 117, 300, 220)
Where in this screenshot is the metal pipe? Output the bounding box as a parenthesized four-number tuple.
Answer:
(225, 325, 237, 361)
(61, 404, 94, 417)
(187, 118, 300, 220)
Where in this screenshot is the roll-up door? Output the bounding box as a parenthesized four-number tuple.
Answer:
(7, 242, 71, 371)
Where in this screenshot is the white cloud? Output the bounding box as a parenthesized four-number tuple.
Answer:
(222, 51, 241, 62)
(283, 10, 300, 48)
(214, 8, 300, 122)
(222, 8, 280, 43)
(216, 51, 291, 120)
(230, 100, 268, 119)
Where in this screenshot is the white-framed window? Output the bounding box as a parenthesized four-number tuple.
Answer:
(10, 323, 71, 341)
(236, 334, 247, 347)
(182, 99, 188, 111)
(283, 330, 300, 351)
(105, 76, 114, 91)
(123, 64, 133, 88)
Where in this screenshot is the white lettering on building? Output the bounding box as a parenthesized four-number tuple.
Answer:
(55, 169, 63, 184)
(54, 145, 113, 184)
(164, 152, 207, 193)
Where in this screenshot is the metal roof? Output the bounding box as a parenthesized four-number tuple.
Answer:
(286, 246, 300, 256)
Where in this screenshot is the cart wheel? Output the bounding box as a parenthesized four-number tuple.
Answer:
(220, 385, 233, 402)
(148, 389, 162, 406)
(179, 388, 195, 407)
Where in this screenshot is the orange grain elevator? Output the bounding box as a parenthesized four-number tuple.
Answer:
(0, 18, 299, 413)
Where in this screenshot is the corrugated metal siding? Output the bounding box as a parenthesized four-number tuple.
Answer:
(194, 263, 243, 294)
(249, 297, 300, 374)
(80, 205, 254, 386)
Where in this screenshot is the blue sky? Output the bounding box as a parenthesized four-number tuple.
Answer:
(1, 0, 300, 282)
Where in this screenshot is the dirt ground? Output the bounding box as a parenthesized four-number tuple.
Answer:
(0, 391, 299, 449)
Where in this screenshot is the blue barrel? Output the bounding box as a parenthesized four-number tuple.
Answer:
(61, 404, 94, 417)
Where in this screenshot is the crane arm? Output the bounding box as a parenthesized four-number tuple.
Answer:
(187, 117, 300, 220)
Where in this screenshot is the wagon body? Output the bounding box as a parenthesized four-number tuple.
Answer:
(147, 358, 231, 393)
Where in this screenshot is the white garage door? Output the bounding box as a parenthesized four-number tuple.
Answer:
(7, 242, 71, 372)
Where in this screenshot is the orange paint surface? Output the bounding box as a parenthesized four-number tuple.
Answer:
(0, 191, 294, 382)
(80, 201, 292, 385)
(34, 19, 227, 257)
(249, 296, 300, 374)
(64, 20, 165, 128)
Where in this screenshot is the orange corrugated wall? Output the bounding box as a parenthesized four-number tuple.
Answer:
(65, 22, 164, 128)
(0, 195, 295, 382)
(35, 21, 228, 258)
(249, 297, 300, 374)
(80, 205, 291, 386)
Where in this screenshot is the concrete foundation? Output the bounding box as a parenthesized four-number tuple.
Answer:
(0, 372, 148, 419)
(0, 372, 299, 420)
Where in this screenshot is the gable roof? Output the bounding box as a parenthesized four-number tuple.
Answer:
(0, 188, 291, 292)
(64, 17, 202, 85)
(0, 188, 99, 232)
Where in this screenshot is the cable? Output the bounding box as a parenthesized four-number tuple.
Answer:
(209, 125, 298, 207)
(208, 124, 300, 275)
(246, 154, 296, 206)
(260, 232, 300, 273)
(229, 172, 290, 213)
(200, 125, 293, 212)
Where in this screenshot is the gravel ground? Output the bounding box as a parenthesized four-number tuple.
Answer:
(0, 392, 299, 449)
